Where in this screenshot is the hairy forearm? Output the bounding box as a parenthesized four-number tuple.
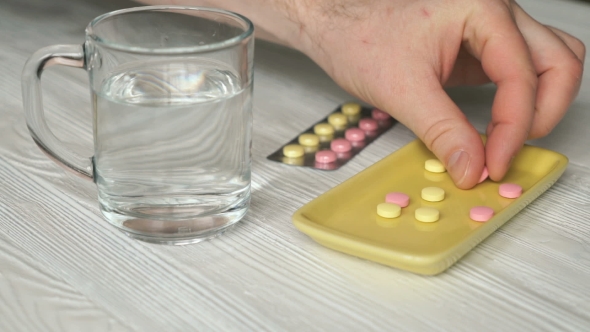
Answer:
(134, 0, 312, 50)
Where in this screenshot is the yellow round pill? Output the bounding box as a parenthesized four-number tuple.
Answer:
(328, 113, 348, 128)
(314, 123, 335, 136)
(283, 144, 304, 158)
(415, 207, 440, 222)
(377, 203, 401, 218)
(421, 187, 445, 202)
(282, 156, 304, 166)
(298, 133, 320, 147)
(341, 102, 361, 116)
(425, 159, 446, 173)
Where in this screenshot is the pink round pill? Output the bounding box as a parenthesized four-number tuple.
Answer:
(314, 161, 337, 170)
(315, 150, 337, 164)
(478, 166, 489, 184)
(385, 192, 410, 208)
(470, 206, 494, 222)
(336, 151, 352, 160)
(499, 183, 523, 198)
(345, 128, 366, 142)
(359, 118, 379, 131)
(371, 109, 390, 121)
(330, 138, 352, 153)
(351, 140, 366, 149)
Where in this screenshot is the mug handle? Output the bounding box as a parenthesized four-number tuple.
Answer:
(21, 44, 93, 179)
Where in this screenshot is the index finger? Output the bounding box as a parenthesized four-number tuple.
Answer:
(465, 5, 537, 180)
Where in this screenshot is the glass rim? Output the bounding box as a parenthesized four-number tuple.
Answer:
(86, 6, 254, 55)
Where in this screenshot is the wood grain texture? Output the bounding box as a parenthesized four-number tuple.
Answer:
(0, 239, 132, 332)
(1, 0, 590, 331)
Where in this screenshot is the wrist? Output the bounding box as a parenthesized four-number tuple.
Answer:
(208, 0, 316, 52)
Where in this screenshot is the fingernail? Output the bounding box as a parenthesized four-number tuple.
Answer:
(447, 150, 471, 184)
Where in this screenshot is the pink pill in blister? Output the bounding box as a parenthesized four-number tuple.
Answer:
(331, 138, 352, 153)
(470, 206, 494, 222)
(345, 128, 366, 142)
(499, 183, 523, 198)
(359, 118, 379, 131)
(478, 166, 489, 183)
(336, 151, 352, 160)
(314, 161, 337, 170)
(372, 109, 390, 121)
(351, 140, 366, 149)
(315, 150, 337, 164)
(385, 192, 410, 208)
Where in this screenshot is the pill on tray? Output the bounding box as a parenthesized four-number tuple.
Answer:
(283, 144, 304, 158)
(385, 192, 410, 207)
(425, 159, 446, 173)
(341, 102, 361, 116)
(314, 123, 335, 136)
(328, 113, 348, 128)
(371, 109, 390, 121)
(377, 203, 401, 218)
(316, 150, 337, 164)
(469, 206, 494, 222)
(499, 183, 522, 198)
(331, 138, 352, 153)
(421, 187, 445, 202)
(415, 207, 439, 222)
(298, 133, 320, 147)
(359, 118, 379, 131)
(478, 166, 489, 183)
(345, 128, 365, 141)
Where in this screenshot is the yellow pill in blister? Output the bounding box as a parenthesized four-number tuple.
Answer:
(415, 207, 440, 222)
(298, 133, 320, 147)
(283, 144, 304, 158)
(328, 113, 348, 128)
(341, 102, 362, 116)
(282, 156, 304, 166)
(314, 123, 335, 136)
(425, 159, 446, 173)
(377, 203, 401, 218)
(421, 187, 445, 202)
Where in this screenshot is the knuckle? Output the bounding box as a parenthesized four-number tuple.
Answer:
(564, 52, 584, 82)
(569, 36, 586, 62)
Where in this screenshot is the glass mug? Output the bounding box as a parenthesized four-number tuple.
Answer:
(21, 6, 254, 245)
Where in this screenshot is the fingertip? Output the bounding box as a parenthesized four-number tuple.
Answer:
(485, 125, 526, 181)
(443, 131, 486, 189)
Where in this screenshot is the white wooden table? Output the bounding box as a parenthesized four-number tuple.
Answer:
(1, 0, 590, 330)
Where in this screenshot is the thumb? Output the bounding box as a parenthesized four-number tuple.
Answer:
(386, 79, 485, 189)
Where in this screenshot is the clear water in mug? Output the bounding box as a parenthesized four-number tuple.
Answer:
(92, 58, 252, 243)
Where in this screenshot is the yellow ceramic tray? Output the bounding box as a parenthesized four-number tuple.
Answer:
(292, 138, 568, 275)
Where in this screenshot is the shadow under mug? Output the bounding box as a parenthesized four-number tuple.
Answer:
(21, 6, 255, 245)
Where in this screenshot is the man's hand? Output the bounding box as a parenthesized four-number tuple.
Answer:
(295, 0, 584, 188)
(138, 0, 585, 188)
